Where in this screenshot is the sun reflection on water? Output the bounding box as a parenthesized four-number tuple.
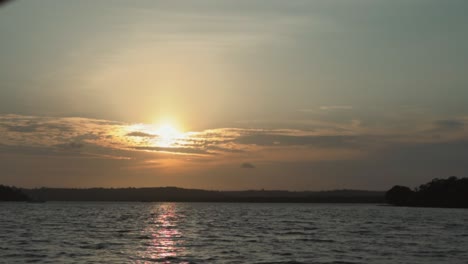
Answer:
(138, 204, 186, 263)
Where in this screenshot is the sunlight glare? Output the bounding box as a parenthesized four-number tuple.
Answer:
(155, 124, 181, 139)
(153, 123, 184, 148)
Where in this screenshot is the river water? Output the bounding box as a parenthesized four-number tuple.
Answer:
(1, 202, 467, 263)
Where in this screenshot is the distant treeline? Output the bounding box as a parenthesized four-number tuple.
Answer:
(386, 176, 468, 208)
(0, 185, 30, 201)
(18, 187, 385, 203)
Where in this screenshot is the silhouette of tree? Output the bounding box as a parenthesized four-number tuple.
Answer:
(386, 185, 414, 206)
(386, 177, 468, 208)
(0, 185, 30, 201)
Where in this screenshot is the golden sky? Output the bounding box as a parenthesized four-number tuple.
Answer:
(1, 1, 468, 189)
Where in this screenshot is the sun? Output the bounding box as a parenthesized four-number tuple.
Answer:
(126, 120, 186, 148)
(153, 123, 184, 147)
(155, 124, 182, 139)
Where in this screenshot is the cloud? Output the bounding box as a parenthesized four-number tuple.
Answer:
(42, 123, 73, 132)
(320, 105, 353, 111)
(433, 119, 464, 131)
(2, 114, 468, 189)
(56, 142, 84, 150)
(297, 109, 317, 113)
(206, 145, 245, 153)
(234, 134, 360, 148)
(241, 162, 255, 169)
(127, 131, 156, 138)
(133, 146, 211, 155)
(1, 118, 72, 133)
(4, 124, 39, 132)
(1, 113, 468, 166)
(0, 143, 61, 157)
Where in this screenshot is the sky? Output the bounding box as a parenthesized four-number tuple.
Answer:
(1, 0, 468, 190)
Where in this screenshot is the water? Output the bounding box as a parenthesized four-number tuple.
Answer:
(0, 203, 467, 263)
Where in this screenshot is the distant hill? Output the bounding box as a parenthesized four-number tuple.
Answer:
(386, 176, 468, 208)
(0, 185, 30, 201)
(22, 187, 385, 203)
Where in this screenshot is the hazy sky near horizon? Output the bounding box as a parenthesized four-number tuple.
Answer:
(1, 0, 468, 190)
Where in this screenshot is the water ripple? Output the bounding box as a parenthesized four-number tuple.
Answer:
(1, 203, 467, 263)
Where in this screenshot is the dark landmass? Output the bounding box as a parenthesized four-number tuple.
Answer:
(20, 187, 385, 203)
(4, 176, 467, 207)
(386, 176, 468, 208)
(0, 185, 30, 201)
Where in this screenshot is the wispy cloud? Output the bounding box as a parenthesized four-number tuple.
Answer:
(319, 105, 353, 111)
(241, 162, 256, 169)
(1, 114, 468, 165)
(126, 131, 157, 138)
(433, 119, 465, 131)
(2, 114, 468, 189)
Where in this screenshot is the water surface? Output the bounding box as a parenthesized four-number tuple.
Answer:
(1, 203, 467, 263)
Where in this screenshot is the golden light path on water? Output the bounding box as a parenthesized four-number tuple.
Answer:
(138, 204, 185, 262)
